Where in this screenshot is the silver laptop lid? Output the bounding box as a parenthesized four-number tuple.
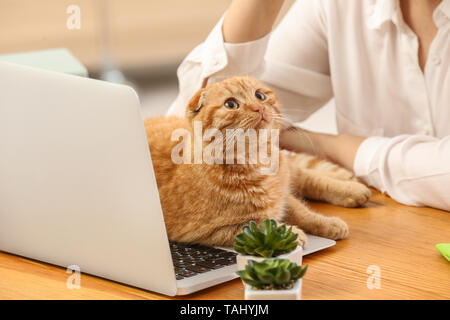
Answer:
(0, 62, 177, 296)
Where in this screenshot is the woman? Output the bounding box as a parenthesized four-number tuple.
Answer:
(168, 0, 450, 211)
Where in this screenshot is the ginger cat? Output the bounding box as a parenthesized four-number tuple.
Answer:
(144, 76, 371, 246)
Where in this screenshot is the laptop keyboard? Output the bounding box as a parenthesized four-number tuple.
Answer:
(169, 242, 237, 280)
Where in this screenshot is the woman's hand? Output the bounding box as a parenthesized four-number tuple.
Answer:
(223, 0, 285, 43)
(280, 128, 366, 171)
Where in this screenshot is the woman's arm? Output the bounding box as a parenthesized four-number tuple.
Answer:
(168, 0, 332, 118)
(223, 0, 285, 43)
(281, 129, 450, 211)
(280, 129, 365, 171)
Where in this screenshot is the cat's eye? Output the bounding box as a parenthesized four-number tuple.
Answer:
(224, 98, 240, 109)
(255, 90, 266, 101)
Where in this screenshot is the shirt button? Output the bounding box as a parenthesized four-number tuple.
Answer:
(432, 56, 441, 66)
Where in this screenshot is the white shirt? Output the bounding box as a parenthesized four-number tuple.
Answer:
(168, 0, 450, 211)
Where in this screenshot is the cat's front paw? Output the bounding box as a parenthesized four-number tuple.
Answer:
(322, 217, 349, 240)
(290, 226, 308, 247)
(331, 181, 372, 208)
(328, 167, 356, 181)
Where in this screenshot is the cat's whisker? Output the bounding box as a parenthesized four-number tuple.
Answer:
(267, 112, 296, 130)
(279, 105, 318, 113)
(279, 107, 313, 113)
(265, 111, 319, 156)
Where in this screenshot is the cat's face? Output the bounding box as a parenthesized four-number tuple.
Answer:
(186, 76, 283, 132)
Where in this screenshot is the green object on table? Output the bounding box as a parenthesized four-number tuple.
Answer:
(435, 244, 450, 262)
(0, 48, 88, 77)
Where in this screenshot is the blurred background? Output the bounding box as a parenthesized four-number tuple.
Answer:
(0, 0, 334, 132)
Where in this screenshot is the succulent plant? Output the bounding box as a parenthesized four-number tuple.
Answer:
(234, 219, 299, 258)
(237, 259, 308, 290)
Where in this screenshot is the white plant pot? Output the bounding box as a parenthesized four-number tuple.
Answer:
(245, 279, 302, 300)
(236, 246, 303, 271)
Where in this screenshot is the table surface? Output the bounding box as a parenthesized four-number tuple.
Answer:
(1, 190, 449, 300)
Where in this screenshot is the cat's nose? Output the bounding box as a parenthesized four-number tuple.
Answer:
(254, 105, 265, 115)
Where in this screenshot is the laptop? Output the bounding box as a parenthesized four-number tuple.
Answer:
(0, 61, 335, 296)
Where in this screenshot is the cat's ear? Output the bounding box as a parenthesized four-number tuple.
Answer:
(186, 88, 207, 119)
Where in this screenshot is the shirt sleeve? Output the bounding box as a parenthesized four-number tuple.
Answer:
(166, 14, 270, 117)
(354, 135, 450, 211)
(167, 0, 333, 120)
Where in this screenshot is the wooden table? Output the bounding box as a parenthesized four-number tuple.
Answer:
(1, 190, 449, 300)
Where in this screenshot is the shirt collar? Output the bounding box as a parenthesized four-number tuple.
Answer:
(434, 0, 450, 28)
(367, 0, 450, 31)
(366, 0, 401, 30)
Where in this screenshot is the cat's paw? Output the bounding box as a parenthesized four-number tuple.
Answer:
(330, 181, 372, 208)
(327, 168, 355, 181)
(290, 226, 308, 247)
(322, 217, 349, 240)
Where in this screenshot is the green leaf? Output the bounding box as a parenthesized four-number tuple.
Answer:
(284, 241, 298, 251)
(274, 269, 291, 285)
(273, 266, 283, 281)
(249, 221, 259, 234)
(263, 228, 277, 246)
(261, 219, 272, 236)
(270, 238, 289, 252)
(234, 233, 247, 245)
(239, 274, 256, 284)
(284, 230, 298, 243)
(243, 245, 256, 255)
(297, 264, 308, 279)
(243, 227, 260, 247)
(233, 243, 246, 254)
(245, 261, 260, 280)
(270, 219, 277, 228)
(254, 248, 274, 258)
(236, 270, 250, 279)
(253, 261, 270, 274)
(289, 265, 300, 275)
(258, 273, 274, 285)
(278, 259, 291, 269)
